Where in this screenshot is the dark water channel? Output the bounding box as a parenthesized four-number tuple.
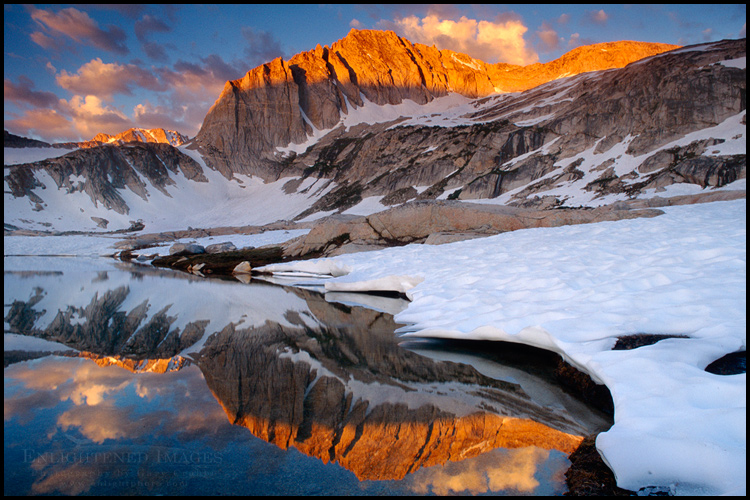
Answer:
(4, 257, 611, 495)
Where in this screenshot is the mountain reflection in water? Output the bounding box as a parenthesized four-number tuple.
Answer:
(4, 258, 611, 495)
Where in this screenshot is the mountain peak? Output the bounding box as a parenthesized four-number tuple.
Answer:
(92, 127, 188, 147)
(196, 29, 681, 172)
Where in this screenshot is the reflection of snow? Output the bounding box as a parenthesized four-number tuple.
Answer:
(261, 198, 747, 496)
(3, 261, 319, 356)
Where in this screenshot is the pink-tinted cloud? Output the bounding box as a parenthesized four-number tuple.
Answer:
(29, 30, 56, 49)
(134, 14, 170, 43)
(4, 76, 60, 109)
(6, 93, 134, 143)
(586, 9, 609, 25)
(60, 95, 132, 139)
(29, 6, 128, 55)
(55, 58, 165, 99)
(134, 14, 171, 62)
(5, 51, 243, 141)
(4, 108, 78, 142)
(536, 22, 560, 52)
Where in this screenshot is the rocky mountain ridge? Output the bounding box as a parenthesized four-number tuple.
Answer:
(4, 129, 52, 148)
(280, 37, 745, 216)
(3, 127, 188, 150)
(194, 29, 679, 177)
(91, 127, 188, 147)
(5, 141, 205, 229)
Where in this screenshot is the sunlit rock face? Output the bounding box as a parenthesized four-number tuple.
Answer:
(194, 29, 678, 178)
(91, 128, 189, 147)
(5, 267, 608, 481)
(81, 352, 191, 373)
(281, 38, 745, 215)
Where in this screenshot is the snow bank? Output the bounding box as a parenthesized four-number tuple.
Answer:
(258, 199, 746, 495)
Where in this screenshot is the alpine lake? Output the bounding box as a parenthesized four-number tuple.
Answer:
(4, 256, 611, 496)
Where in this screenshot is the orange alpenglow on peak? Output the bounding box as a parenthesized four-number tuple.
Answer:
(90, 127, 188, 147)
(195, 29, 679, 165)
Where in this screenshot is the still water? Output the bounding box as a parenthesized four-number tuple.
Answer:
(4, 257, 610, 495)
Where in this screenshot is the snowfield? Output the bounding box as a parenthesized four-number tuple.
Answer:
(260, 198, 746, 496)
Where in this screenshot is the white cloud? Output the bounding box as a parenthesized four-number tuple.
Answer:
(380, 14, 538, 65)
(59, 94, 132, 139)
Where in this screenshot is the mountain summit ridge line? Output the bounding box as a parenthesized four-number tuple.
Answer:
(194, 29, 680, 175)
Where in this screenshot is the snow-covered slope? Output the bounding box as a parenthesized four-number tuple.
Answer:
(3, 144, 337, 232)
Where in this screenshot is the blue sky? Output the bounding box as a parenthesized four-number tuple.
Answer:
(4, 4, 746, 143)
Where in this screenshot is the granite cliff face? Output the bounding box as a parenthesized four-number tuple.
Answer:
(194, 29, 678, 177)
(278, 37, 745, 215)
(192, 31, 743, 218)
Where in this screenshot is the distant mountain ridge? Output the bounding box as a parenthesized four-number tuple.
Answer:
(91, 127, 188, 147)
(4, 129, 52, 148)
(3, 127, 188, 149)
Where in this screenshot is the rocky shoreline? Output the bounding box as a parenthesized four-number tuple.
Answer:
(102, 190, 743, 279)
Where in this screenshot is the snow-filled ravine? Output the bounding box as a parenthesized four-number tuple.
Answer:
(259, 198, 747, 496)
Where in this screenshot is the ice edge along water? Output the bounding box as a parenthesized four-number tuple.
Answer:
(258, 198, 746, 496)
